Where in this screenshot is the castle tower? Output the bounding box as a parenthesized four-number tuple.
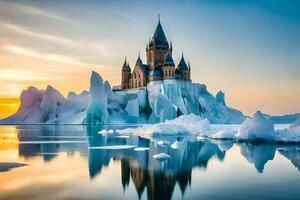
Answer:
(146, 16, 170, 71)
(162, 52, 175, 80)
(121, 57, 131, 89)
(177, 53, 190, 80)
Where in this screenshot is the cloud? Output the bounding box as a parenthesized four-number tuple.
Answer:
(111, 9, 143, 25)
(0, 69, 48, 81)
(2, 2, 76, 25)
(4, 45, 90, 66)
(2, 23, 75, 45)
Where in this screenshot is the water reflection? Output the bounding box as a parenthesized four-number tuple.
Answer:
(239, 144, 276, 173)
(86, 126, 225, 199)
(278, 146, 300, 172)
(0, 125, 300, 199)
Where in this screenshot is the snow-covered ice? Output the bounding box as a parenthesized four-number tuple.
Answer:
(237, 111, 276, 140)
(1, 71, 247, 124)
(276, 117, 300, 142)
(134, 147, 149, 151)
(210, 129, 236, 139)
(89, 145, 136, 150)
(119, 114, 208, 138)
(153, 153, 171, 160)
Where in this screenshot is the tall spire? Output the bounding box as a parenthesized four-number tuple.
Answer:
(122, 56, 127, 68)
(152, 15, 168, 46)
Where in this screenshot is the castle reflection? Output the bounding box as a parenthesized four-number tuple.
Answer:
(86, 125, 225, 200)
(2, 125, 299, 199)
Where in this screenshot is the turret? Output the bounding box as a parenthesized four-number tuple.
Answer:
(162, 52, 175, 79)
(121, 57, 131, 89)
(177, 53, 190, 80)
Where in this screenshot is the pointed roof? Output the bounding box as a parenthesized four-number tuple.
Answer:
(135, 52, 143, 66)
(122, 57, 127, 69)
(164, 52, 175, 67)
(152, 16, 169, 46)
(178, 53, 188, 70)
(122, 57, 131, 71)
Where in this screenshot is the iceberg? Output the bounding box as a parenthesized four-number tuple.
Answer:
(237, 111, 276, 141)
(1, 86, 43, 124)
(0, 70, 248, 125)
(205, 114, 300, 143)
(40, 86, 66, 123)
(276, 118, 300, 142)
(85, 71, 109, 124)
(0, 86, 88, 124)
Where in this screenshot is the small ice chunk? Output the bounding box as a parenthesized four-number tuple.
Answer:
(98, 130, 108, 134)
(153, 153, 171, 160)
(107, 129, 114, 134)
(157, 140, 171, 146)
(134, 147, 149, 151)
(171, 140, 182, 149)
(89, 145, 136, 150)
(115, 135, 130, 139)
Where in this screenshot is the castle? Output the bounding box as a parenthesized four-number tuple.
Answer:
(121, 17, 191, 90)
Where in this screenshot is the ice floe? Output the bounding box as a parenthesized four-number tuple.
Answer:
(153, 153, 171, 160)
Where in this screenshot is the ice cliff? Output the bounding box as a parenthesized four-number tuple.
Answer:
(1, 71, 246, 124)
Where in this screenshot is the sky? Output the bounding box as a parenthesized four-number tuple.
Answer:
(0, 0, 299, 118)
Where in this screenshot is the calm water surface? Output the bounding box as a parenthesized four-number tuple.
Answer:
(0, 125, 299, 200)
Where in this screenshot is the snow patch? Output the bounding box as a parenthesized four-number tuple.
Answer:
(153, 153, 171, 160)
(119, 114, 208, 137)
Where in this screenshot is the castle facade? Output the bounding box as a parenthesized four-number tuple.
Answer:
(121, 17, 191, 90)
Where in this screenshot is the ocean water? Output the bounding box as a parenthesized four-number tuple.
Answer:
(0, 125, 299, 200)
